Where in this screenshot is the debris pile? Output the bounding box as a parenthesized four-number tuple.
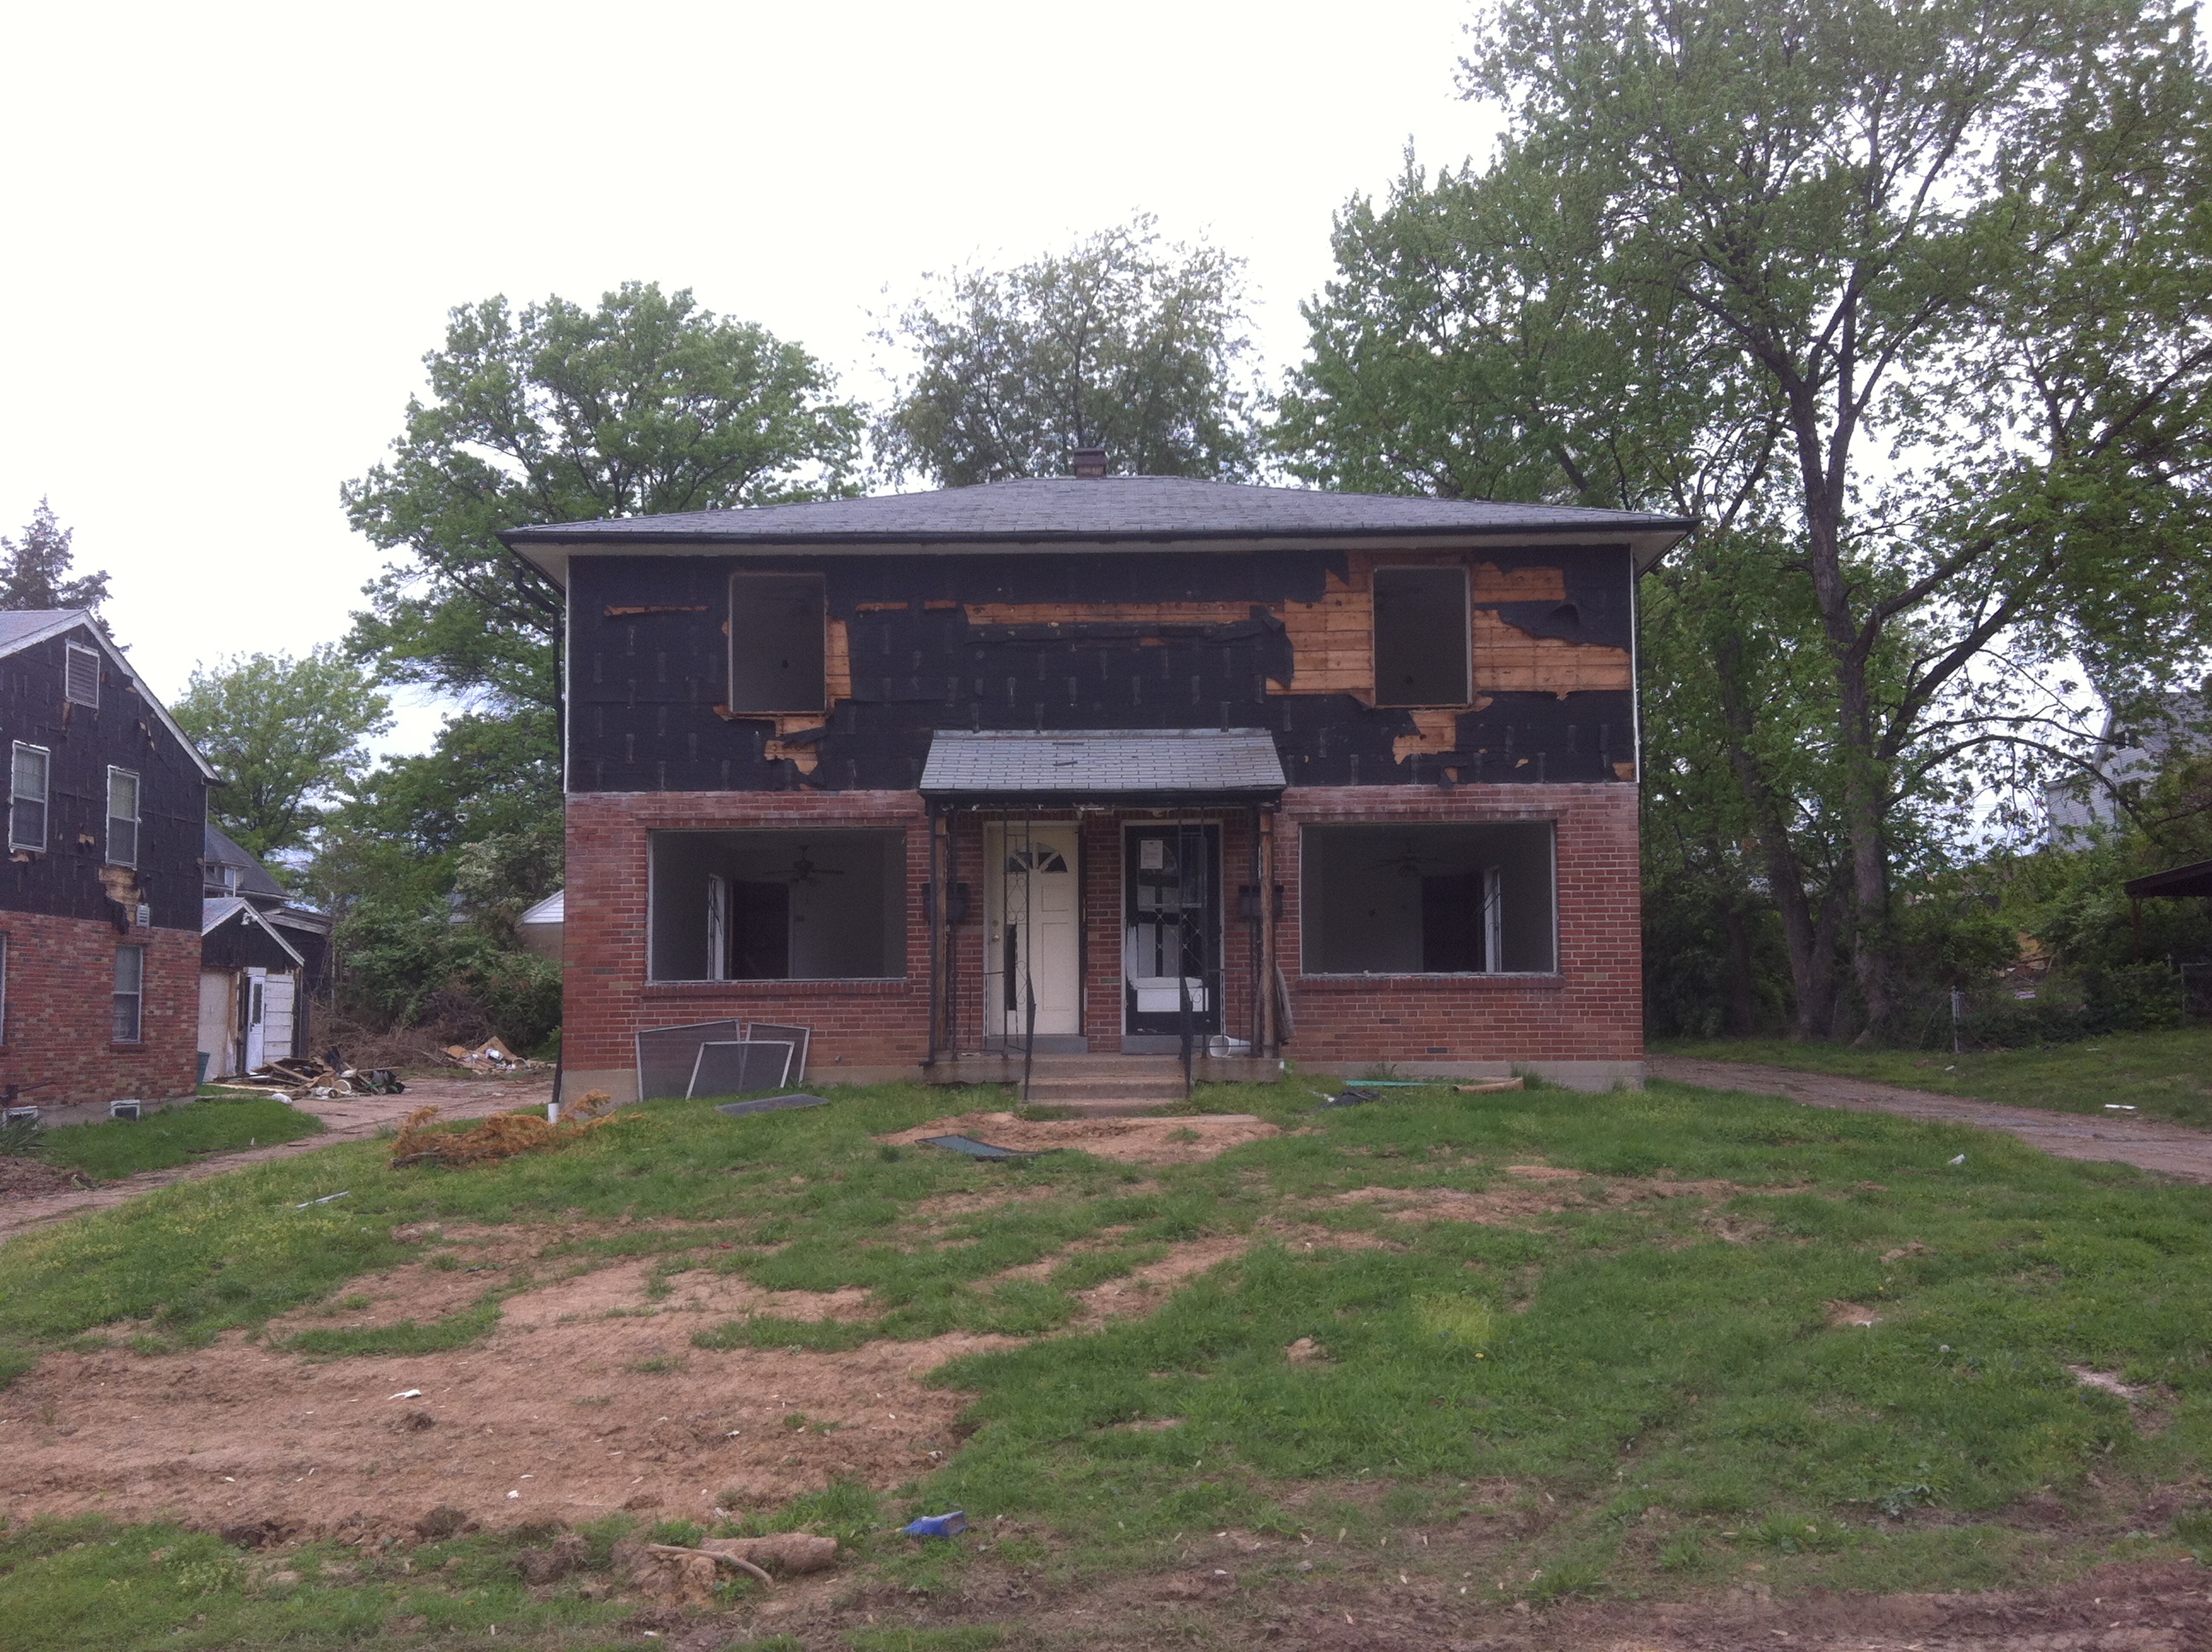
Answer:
(440, 1038, 549, 1073)
(389, 1091, 621, 1169)
(212, 1056, 406, 1102)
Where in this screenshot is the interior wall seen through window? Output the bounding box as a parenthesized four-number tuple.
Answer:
(649, 829, 903, 981)
(1300, 823, 1555, 974)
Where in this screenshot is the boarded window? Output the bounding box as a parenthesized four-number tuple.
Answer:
(108, 767, 140, 868)
(649, 829, 903, 981)
(1300, 823, 1555, 974)
(64, 643, 99, 708)
(728, 573, 826, 713)
(114, 944, 145, 1042)
(1372, 567, 1470, 706)
(9, 743, 48, 852)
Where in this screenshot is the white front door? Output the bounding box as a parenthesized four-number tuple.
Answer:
(984, 822, 1081, 1038)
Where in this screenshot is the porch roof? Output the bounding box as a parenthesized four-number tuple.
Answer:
(919, 728, 1286, 802)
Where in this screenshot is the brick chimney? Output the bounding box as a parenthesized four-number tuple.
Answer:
(1072, 445, 1108, 478)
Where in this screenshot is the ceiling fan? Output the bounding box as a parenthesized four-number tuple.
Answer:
(1364, 840, 1429, 879)
(785, 846, 847, 885)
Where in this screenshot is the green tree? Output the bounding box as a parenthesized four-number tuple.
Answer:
(878, 216, 1260, 485)
(1282, 0, 2212, 1037)
(0, 499, 109, 614)
(343, 282, 865, 709)
(172, 647, 393, 860)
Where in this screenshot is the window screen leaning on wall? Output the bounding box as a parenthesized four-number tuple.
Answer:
(728, 572, 826, 713)
(649, 829, 904, 981)
(1301, 823, 1556, 974)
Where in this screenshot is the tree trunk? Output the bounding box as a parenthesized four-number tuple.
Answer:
(1720, 896, 1758, 1036)
(1712, 625, 1836, 1039)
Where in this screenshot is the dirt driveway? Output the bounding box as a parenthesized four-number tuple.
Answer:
(0, 1074, 550, 1243)
(1650, 1056, 2212, 1183)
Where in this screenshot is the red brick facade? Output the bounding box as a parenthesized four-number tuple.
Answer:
(562, 781, 1643, 1096)
(0, 912, 201, 1108)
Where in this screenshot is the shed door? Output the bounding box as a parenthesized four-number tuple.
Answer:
(262, 974, 296, 1063)
(199, 973, 234, 1079)
(241, 968, 267, 1071)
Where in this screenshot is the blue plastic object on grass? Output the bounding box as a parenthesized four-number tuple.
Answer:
(917, 1134, 1039, 1160)
(900, 1510, 969, 1538)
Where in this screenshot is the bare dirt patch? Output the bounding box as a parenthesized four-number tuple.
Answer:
(1825, 1300, 1883, 1329)
(0, 1158, 92, 1198)
(0, 1255, 1011, 1539)
(882, 1111, 1280, 1165)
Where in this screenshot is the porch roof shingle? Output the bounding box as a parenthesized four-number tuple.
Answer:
(919, 728, 1286, 801)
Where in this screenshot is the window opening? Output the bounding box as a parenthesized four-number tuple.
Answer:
(114, 944, 145, 1042)
(107, 767, 140, 868)
(1372, 566, 1470, 706)
(64, 643, 99, 708)
(649, 829, 901, 980)
(9, 743, 49, 852)
(1301, 823, 1555, 974)
(728, 572, 827, 713)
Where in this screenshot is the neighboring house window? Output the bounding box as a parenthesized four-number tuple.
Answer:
(64, 643, 100, 708)
(1300, 823, 1557, 974)
(728, 572, 827, 713)
(648, 829, 903, 980)
(107, 767, 141, 868)
(1372, 567, 1470, 707)
(9, 742, 49, 852)
(113, 944, 146, 1043)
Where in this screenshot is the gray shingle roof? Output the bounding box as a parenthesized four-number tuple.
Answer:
(203, 823, 290, 900)
(501, 476, 1692, 567)
(920, 728, 1287, 799)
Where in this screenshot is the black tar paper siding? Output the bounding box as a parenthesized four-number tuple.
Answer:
(567, 549, 1636, 794)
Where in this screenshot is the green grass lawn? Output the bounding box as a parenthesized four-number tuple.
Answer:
(33, 1096, 323, 1183)
(0, 1076, 2208, 1647)
(1653, 1027, 2212, 1128)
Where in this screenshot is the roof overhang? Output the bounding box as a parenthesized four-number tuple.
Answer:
(919, 728, 1287, 805)
(505, 525, 1692, 589)
(0, 612, 219, 782)
(2123, 858, 2212, 899)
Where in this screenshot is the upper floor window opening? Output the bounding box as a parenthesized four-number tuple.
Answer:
(64, 643, 100, 708)
(1372, 566, 1470, 707)
(9, 742, 49, 852)
(107, 766, 141, 868)
(728, 572, 826, 713)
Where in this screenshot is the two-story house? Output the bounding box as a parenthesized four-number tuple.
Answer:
(503, 464, 1691, 1102)
(0, 610, 214, 1108)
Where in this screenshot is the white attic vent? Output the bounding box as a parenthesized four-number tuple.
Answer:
(64, 643, 99, 708)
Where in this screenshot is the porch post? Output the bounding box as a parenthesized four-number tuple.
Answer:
(927, 804, 948, 1066)
(1258, 806, 1278, 1056)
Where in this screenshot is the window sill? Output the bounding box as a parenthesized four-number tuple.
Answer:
(1293, 971, 1564, 989)
(643, 977, 913, 997)
(110, 1042, 145, 1050)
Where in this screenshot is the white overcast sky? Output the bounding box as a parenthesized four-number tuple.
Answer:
(0, 1, 1499, 754)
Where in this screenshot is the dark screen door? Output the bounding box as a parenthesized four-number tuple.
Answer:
(1123, 824, 1222, 1036)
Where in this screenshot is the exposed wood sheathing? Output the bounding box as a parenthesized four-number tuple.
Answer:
(571, 546, 1639, 794)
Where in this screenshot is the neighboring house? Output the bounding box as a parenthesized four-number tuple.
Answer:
(2046, 683, 2210, 843)
(517, 888, 564, 960)
(199, 823, 331, 1077)
(501, 463, 1691, 1099)
(0, 610, 215, 1108)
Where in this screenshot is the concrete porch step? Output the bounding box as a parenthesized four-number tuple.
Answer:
(1017, 1056, 1190, 1116)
